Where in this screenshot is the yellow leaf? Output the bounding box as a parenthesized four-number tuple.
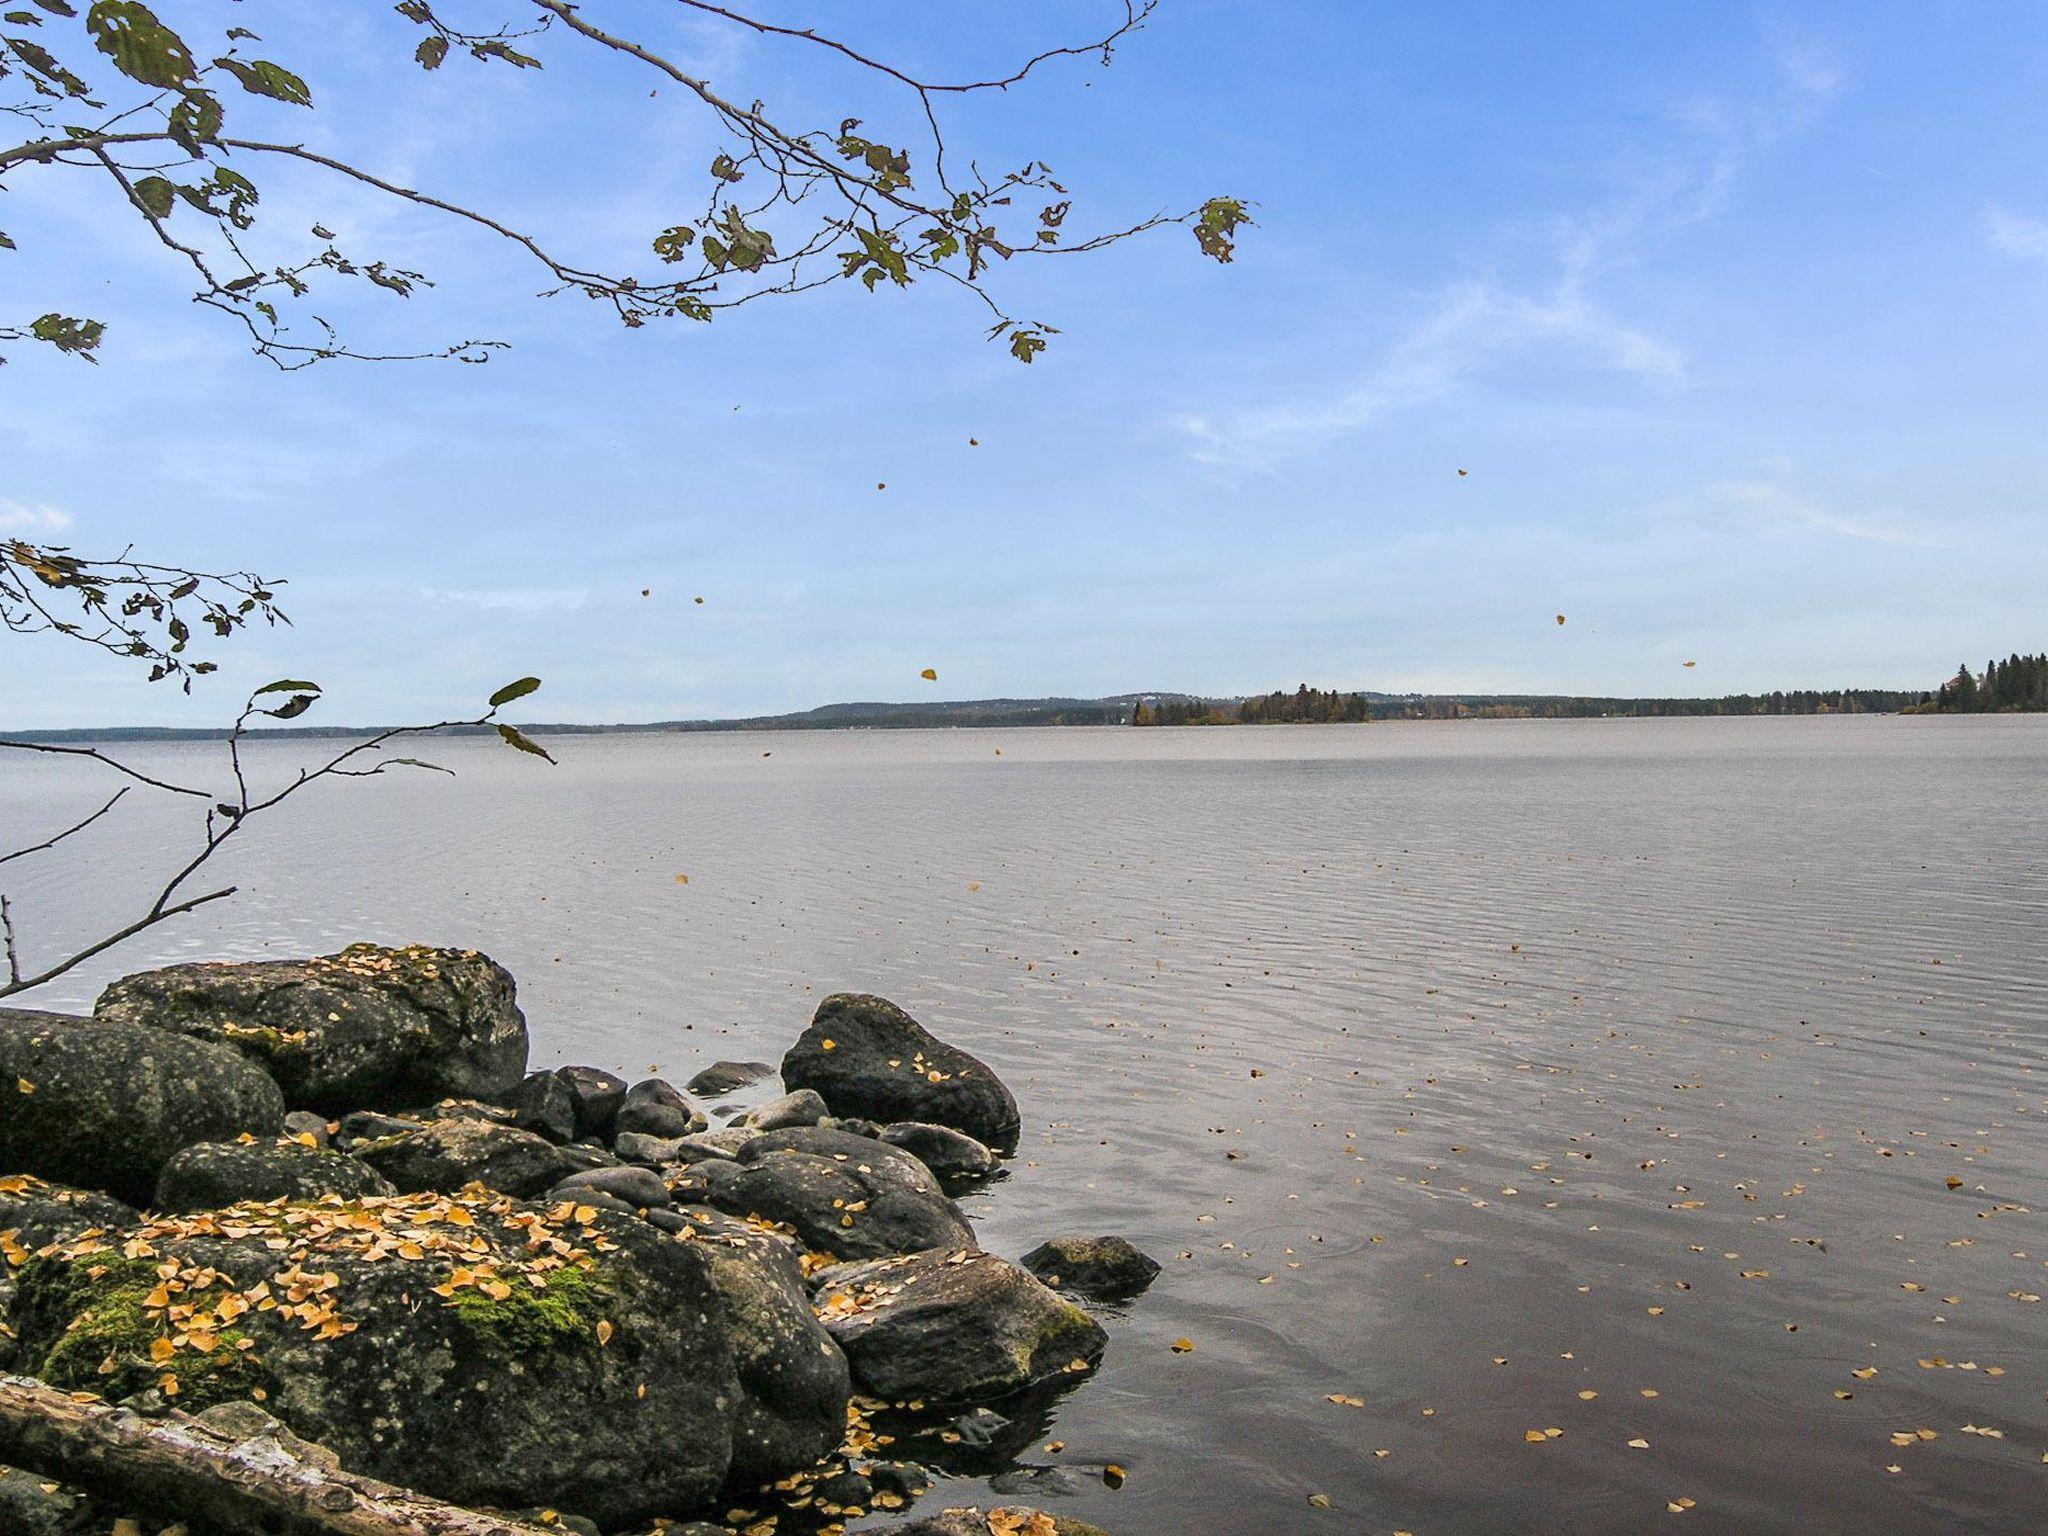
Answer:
(1170, 1337, 1194, 1353)
(596, 1319, 614, 1346)
(920, 668, 938, 681)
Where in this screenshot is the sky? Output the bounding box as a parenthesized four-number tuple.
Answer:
(5, 0, 2048, 728)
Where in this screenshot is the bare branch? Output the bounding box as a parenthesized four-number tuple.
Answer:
(0, 787, 128, 868)
(0, 740, 212, 799)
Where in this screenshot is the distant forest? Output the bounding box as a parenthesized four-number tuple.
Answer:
(1926, 654, 2048, 713)
(1136, 687, 1374, 725)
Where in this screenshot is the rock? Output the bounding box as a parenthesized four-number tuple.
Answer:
(879, 1123, 998, 1187)
(0, 1175, 138, 1254)
(991, 1464, 1098, 1496)
(681, 1127, 974, 1262)
(553, 1065, 628, 1138)
(510, 1070, 578, 1143)
(551, 1166, 670, 1209)
(877, 1509, 1113, 1536)
(350, 1117, 571, 1198)
(742, 1088, 829, 1132)
(614, 1078, 705, 1140)
(332, 1110, 426, 1148)
(0, 1466, 79, 1536)
(154, 1139, 396, 1212)
(672, 1128, 758, 1163)
(946, 1406, 1011, 1448)
(94, 944, 529, 1114)
(1018, 1236, 1161, 1301)
(686, 1060, 775, 1097)
(613, 1131, 689, 1166)
(782, 995, 1020, 1152)
(0, 1009, 286, 1206)
(10, 1191, 840, 1524)
(283, 1110, 333, 1147)
(812, 1247, 1106, 1405)
(555, 1142, 622, 1176)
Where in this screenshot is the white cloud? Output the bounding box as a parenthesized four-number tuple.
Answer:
(419, 585, 589, 613)
(1718, 481, 1934, 547)
(1985, 208, 2048, 267)
(0, 499, 74, 535)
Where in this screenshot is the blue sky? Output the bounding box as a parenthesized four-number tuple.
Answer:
(5, 0, 2048, 728)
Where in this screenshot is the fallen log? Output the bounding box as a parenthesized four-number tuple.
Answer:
(0, 1376, 552, 1536)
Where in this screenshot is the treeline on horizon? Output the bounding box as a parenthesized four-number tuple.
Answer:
(1927, 653, 2048, 713)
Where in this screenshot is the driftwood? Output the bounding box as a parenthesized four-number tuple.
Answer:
(0, 1376, 551, 1536)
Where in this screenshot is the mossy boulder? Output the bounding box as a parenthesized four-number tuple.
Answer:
(674, 1127, 974, 1262)
(879, 1509, 1114, 1536)
(0, 1009, 285, 1205)
(1018, 1236, 1160, 1300)
(11, 1191, 839, 1524)
(811, 1247, 1105, 1406)
(782, 995, 1020, 1152)
(0, 1174, 137, 1255)
(154, 1138, 397, 1212)
(93, 944, 528, 1114)
(350, 1116, 571, 1198)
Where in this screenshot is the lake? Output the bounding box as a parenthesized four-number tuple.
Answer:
(4, 715, 2045, 1535)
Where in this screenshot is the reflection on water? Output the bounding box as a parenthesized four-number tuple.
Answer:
(4, 715, 2045, 1535)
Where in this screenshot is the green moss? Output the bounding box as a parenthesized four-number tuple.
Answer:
(446, 1262, 613, 1354)
(27, 1254, 272, 1408)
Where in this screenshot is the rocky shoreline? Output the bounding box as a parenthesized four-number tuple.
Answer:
(0, 945, 1156, 1536)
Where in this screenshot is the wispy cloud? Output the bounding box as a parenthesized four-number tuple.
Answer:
(419, 585, 589, 613)
(1718, 481, 1934, 547)
(1985, 208, 2048, 267)
(0, 499, 74, 535)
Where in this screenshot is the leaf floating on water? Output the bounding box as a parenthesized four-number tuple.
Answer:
(1628, 1438, 1650, 1449)
(1667, 1496, 1697, 1514)
(674, 874, 689, 885)
(1170, 1337, 1194, 1353)
(1325, 1393, 1364, 1407)
(1306, 1493, 1332, 1509)
(1683, 660, 1697, 668)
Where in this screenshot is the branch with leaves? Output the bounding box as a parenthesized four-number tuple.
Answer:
(0, 673, 552, 1000)
(0, 0, 1248, 368)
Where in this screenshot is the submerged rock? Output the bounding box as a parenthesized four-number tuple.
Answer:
(677, 1127, 974, 1262)
(782, 995, 1020, 1152)
(154, 1139, 396, 1212)
(879, 1123, 998, 1187)
(615, 1078, 706, 1140)
(687, 1060, 776, 1097)
(875, 1508, 1113, 1536)
(811, 1247, 1106, 1405)
(350, 1116, 571, 1198)
(10, 1192, 830, 1524)
(0, 1009, 285, 1206)
(1018, 1236, 1161, 1301)
(93, 944, 528, 1113)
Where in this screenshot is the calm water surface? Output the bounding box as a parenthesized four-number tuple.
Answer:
(4, 716, 2045, 1535)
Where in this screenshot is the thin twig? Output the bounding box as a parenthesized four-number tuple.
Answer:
(0, 787, 128, 867)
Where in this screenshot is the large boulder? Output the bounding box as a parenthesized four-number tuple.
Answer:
(0, 1009, 285, 1205)
(879, 1123, 998, 1188)
(554, 1066, 628, 1139)
(675, 1127, 974, 1262)
(812, 1247, 1106, 1406)
(1018, 1236, 1161, 1301)
(741, 1089, 829, 1132)
(93, 944, 528, 1113)
(9, 1191, 841, 1524)
(782, 996, 1020, 1152)
(154, 1139, 397, 1213)
(350, 1117, 571, 1198)
(876, 1510, 1114, 1536)
(686, 1060, 774, 1098)
(0, 1175, 137, 1256)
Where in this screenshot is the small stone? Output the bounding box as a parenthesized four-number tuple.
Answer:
(1019, 1236, 1161, 1300)
(614, 1079, 705, 1141)
(685, 1060, 775, 1097)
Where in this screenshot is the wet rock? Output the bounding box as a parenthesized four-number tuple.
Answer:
(991, 1464, 1097, 1497)
(0, 1175, 138, 1254)
(556, 1142, 623, 1176)
(782, 995, 1020, 1152)
(0, 1009, 285, 1206)
(686, 1060, 775, 1097)
(946, 1406, 1011, 1448)
(554, 1065, 628, 1139)
(812, 1247, 1106, 1405)
(742, 1088, 829, 1132)
(333, 1110, 425, 1148)
(1018, 1236, 1161, 1301)
(689, 1127, 974, 1262)
(880, 1123, 998, 1187)
(551, 1165, 670, 1209)
(155, 1139, 397, 1212)
(0, 1466, 78, 1536)
(867, 1505, 1112, 1536)
(351, 1116, 571, 1198)
(94, 944, 528, 1113)
(11, 1193, 828, 1525)
(673, 1127, 758, 1163)
(615, 1078, 706, 1140)
(511, 1070, 579, 1143)
(283, 1110, 333, 1147)
(613, 1131, 690, 1166)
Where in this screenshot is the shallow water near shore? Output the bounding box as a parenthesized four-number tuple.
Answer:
(5, 714, 2045, 1535)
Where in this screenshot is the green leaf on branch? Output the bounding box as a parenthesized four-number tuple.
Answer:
(1192, 196, 1252, 264)
(212, 56, 311, 106)
(488, 676, 541, 708)
(414, 35, 447, 70)
(28, 312, 105, 359)
(85, 1, 195, 89)
(385, 756, 454, 775)
(130, 174, 174, 219)
(253, 678, 320, 695)
(264, 693, 317, 720)
(495, 723, 555, 763)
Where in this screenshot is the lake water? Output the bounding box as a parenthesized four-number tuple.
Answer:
(4, 715, 2045, 1535)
